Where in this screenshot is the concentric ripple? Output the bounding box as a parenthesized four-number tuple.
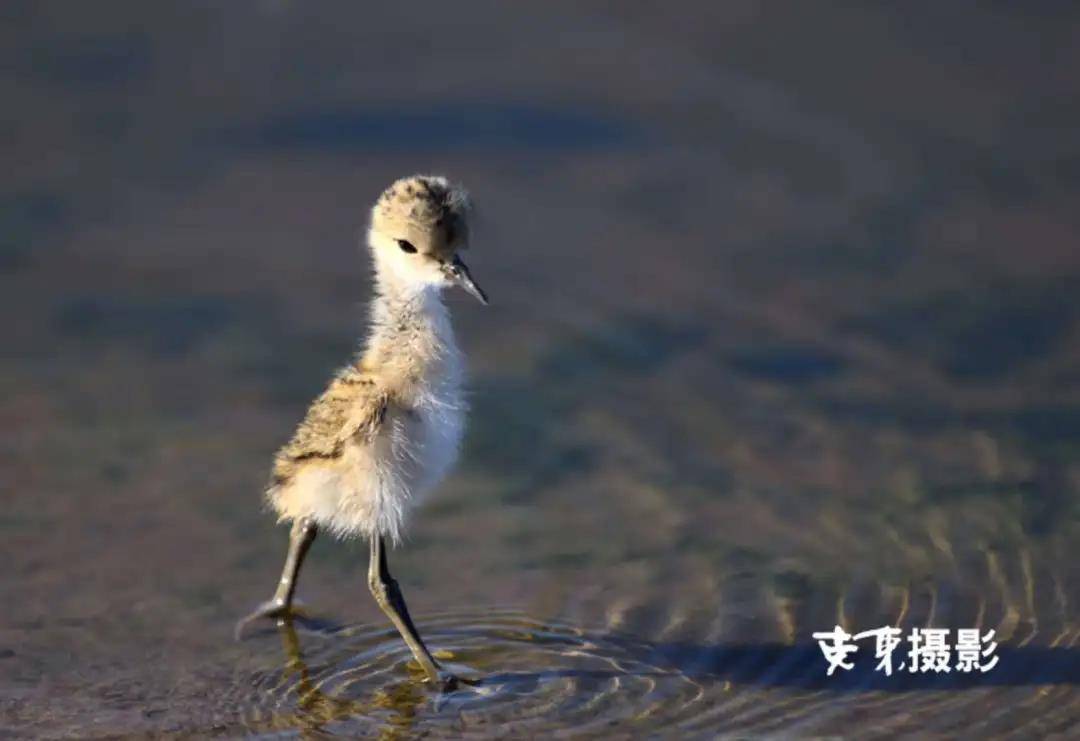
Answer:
(238, 609, 710, 737)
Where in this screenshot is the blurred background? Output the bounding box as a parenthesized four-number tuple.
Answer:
(2, 1, 1078, 736)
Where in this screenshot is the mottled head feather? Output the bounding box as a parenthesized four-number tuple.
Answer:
(370, 175, 471, 261)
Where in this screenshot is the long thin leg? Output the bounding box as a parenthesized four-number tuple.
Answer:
(368, 535, 457, 689)
(235, 517, 317, 639)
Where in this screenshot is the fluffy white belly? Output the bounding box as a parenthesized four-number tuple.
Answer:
(321, 381, 464, 542)
(394, 384, 466, 501)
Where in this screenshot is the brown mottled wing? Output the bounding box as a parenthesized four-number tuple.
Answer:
(270, 368, 387, 487)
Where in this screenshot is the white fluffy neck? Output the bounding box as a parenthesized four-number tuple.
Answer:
(367, 266, 459, 382)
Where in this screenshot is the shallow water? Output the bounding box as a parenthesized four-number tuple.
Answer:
(2, 2, 1079, 737)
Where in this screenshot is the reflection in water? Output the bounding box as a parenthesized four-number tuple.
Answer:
(246, 622, 427, 737)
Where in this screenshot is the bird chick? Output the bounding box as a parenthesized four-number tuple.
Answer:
(237, 175, 487, 690)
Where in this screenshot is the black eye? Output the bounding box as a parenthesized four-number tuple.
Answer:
(397, 239, 417, 254)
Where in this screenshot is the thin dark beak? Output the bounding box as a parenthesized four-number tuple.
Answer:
(447, 255, 488, 305)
